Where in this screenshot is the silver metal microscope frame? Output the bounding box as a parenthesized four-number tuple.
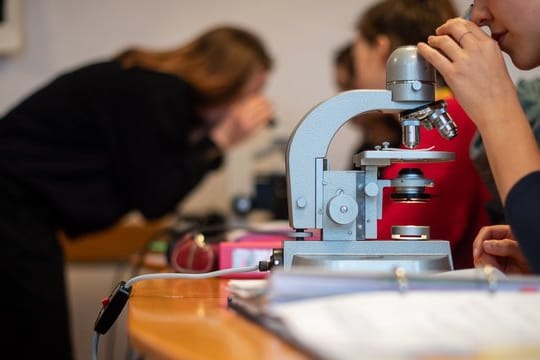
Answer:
(282, 46, 455, 273)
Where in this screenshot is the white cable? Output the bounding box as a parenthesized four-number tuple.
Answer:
(92, 263, 262, 360)
(92, 332, 100, 360)
(124, 264, 260, 289)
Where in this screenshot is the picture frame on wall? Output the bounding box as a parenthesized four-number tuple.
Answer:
(0, 0, 23, 55)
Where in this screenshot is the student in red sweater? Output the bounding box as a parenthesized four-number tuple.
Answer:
(377, 94, 492, 270)
(350, 0, 493, 269)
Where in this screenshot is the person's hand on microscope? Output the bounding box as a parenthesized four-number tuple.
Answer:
(417, 18, 518, 131)
(210, 94, 274, 150)
(473, 224, 532, 275)
(418, 16, 540, 205)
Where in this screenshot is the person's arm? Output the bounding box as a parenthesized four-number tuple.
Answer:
(472, 224, 532, 274)
(417, 18, 540, 205)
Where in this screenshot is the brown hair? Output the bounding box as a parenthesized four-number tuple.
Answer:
(356, 0, 456, 87)
(116, 25, 273, 107)
(334, 42, 355, 91)
(356, 0, 457, 52)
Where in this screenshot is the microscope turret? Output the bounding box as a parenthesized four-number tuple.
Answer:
(277, 46, 457, 273)
(386, 46, 458, 148)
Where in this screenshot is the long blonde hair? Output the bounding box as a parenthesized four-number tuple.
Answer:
(116, 25, 273, 107)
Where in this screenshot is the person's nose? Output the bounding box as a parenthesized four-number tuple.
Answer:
(469, 1, 492, 28)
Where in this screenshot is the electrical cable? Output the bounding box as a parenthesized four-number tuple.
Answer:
(120, 218, 289, 358)
(128, 221, 289, 277)
(125, 264, 259, 287)
(97, 215, 288, 359)
(92, 332, 100, 360)
(107, 260, 135, 360)
(91, 263, 265, 360)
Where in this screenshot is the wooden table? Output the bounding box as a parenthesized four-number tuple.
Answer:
(128, 277, 311, 360)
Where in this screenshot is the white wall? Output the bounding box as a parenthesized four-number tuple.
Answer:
(4, 2, 540, 360)
(1, 0, 539, 216)
(0, 0, 372, 215)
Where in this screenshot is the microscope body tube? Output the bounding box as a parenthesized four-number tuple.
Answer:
(286, 45, 438, 231)
(285, 90, 430, 230)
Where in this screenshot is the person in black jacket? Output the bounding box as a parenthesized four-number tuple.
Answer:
(0, 25, 274, 359)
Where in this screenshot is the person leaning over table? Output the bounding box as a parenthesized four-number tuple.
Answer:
(0, 24, 274, 359)
(417, 0, 540, 275)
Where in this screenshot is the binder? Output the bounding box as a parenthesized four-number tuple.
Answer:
(227, 267, 540, 360)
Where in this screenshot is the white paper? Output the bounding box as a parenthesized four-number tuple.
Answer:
(227, 279, 268, 298)
(270, 291, 540, 360)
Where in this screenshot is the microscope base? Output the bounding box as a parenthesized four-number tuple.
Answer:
(282, 240, 453, 273)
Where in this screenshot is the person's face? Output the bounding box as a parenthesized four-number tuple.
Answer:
(471, 0, 540, 70)
(241, 68, 269, 97)
(352, 35, 387, 89)
(201, 69, 269, 125)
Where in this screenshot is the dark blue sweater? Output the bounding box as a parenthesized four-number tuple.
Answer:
(505, 170, 540, 274)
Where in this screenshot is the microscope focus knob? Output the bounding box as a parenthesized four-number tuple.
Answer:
(327, 193, 358, 225)
(364, 182, 379, 197)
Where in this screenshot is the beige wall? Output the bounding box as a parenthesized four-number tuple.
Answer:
(0, 0, 537, 217)
(4, 2, 540, 359)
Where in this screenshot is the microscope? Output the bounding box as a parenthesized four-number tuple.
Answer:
(274, 46, 458, 273)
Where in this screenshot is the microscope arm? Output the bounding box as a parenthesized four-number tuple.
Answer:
(286, 89, 429, 230)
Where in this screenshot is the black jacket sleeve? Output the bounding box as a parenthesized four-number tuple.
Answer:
(0, 61, 224, 236)
(99, 66, 224, 219)
(504, 170, 540, 274)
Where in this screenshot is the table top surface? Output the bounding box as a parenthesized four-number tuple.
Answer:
(128, 276, 311, 360)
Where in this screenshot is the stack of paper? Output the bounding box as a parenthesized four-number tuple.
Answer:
(228, 267, 540, 360)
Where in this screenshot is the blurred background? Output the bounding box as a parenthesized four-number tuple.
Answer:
(2, 0, 539, 214)
(2, 1, 540, 359)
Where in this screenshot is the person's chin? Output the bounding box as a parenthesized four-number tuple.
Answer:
(510, 50, 538, 70)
